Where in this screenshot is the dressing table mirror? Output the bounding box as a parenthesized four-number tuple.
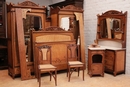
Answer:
(88, 10, 127, 77)
(97, 10, 127, 48)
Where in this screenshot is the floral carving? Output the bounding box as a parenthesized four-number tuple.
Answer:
(61, 5, 82, 11)
(43, 26, 65, 31)
(102, 10, 123, 15)
(18, 0, 39, 7)
(52, 58, 67, 64)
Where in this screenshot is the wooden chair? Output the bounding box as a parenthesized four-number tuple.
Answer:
(67, 43, 85, 82)
(36, 45, 57, 87)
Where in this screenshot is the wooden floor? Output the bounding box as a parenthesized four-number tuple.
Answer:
(0, 69, 130, 87)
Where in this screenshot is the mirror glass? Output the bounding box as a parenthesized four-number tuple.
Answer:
(23, 15, 42, 62)
(100, 18, 122, 39)
(23, 15, 42, 33)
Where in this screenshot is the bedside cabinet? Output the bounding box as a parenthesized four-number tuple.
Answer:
(88, 49, 105, 77)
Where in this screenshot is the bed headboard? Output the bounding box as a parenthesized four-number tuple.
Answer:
(31, 26, 75, 43)
(31, 26, 76, 75)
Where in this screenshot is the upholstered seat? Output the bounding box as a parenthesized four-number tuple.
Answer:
(69, 61, 83, 65)
(39, 64, 57, 71)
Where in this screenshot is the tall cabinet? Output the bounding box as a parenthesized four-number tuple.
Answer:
(49, 5, 86, 67)
(0, 0, 7, 69)
(7, 1, 47, 80)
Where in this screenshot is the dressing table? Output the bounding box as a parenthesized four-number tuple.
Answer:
(88, 10, 127, 76)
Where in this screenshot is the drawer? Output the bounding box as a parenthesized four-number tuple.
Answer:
(14, 65, 34, 75)
(105, 56, 114, 60)
(14, 67, 20, 74)
(105, 59, 114, 65)
(105, 53, 114, 61)
(91, 50, 104, 54)
(106, 51, 114, 58)
(105, 65, 114, 71)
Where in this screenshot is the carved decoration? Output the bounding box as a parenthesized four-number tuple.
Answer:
(22, 9, 31, 19)
(101, 10, 123, 15)
(53, 58, 66, 64)
(61, 5, 83, 11)
(43, 26, 65, 31)
(18, 0, 39, 7)
(7, 1, 46, 9)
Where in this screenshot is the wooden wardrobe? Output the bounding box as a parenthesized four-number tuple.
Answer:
(7, 1, 47, 80)
(50, 5, 86, 67)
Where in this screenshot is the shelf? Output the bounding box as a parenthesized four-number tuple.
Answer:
(0, 66, 8, 70)
(0, 45, 7, 49)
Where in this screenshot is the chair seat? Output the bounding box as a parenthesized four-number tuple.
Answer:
(69, 61, 83, 65)
(39, 64, 56, 70)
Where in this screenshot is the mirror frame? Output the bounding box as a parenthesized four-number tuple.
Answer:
(96, 10, 127, 48)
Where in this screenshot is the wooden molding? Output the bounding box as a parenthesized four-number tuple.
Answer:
(101, 10, 123, 16)
(60, 5, 83, 12)
(43, 26, 65, 31)
(18, 0, 39, 7)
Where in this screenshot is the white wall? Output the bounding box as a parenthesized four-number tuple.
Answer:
(84, 0, 130, 74)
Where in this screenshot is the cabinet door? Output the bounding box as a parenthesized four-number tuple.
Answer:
(105, 50, 115, 72)
(115, 50, 125, 73)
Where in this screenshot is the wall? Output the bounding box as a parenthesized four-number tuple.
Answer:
(84, 0, 130, 74)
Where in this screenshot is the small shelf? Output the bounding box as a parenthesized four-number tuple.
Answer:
(0, 45, 7, 49)
(97, 38, 123, 41)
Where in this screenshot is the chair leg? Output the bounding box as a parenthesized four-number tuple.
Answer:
(83, 66, 85, 81)
(67, 65, 69, 77)
(49, 70, 57, 86)
(39, 71, 41, 87)
(55, 70, 57, 86)
(50, 72, 52, 81)
(68, 67, 71, 82)
(78, 67, 80, 77)
(37, 70, 39, 82)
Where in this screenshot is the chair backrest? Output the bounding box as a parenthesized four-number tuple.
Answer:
(67, 44, 79, 61)
(36, 45, 51, 65)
